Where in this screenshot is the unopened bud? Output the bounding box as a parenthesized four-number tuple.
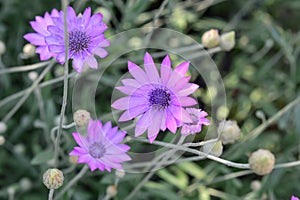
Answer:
(0, 136, 5, 145)
(218, 120, 241, 144)
(202, 140, 223, 157)
(20, 178, 32, 191)
(0, 121, 7, 134)
(115, 170, 125, 179)
(28, 71, 38, 81)
(22, 44, 36, 58)
(250, 180, 261, 191)
(73, 110, 91, 126)
(201, 29, 220, 48)
(220, 31, 235, 51)
(106, 185, 117, 197)
(0, 40, 6, 55)
(43, 168, 64, 189)
(249, 149, 275, 176)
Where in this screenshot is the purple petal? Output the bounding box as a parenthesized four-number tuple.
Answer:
(175, 61, 189, 75)
(85, 55, 98, 69)
(49, 45, 64, 53)
(147, 109, 163, 143)
(173, 96, 197, 106)
(36, 46, 52, 61)
(128, 61, 150, 84)
(118, 105, 148, 122)
(82, 7, 91, 27)
(161, 55, 171, 84)
(93, 47, 108, 58)
(135, 110, 151, 137)
(72, 133, 89, 149)
(144, 52, 159, 83)
(169, 105, 192, 123)
(72, 55, 84, 73)
(78, 154, 92, 164)
(121, 78, 141, 87)
(67, 6, 77, 28)
(24, 33, 46, 45)
(178, 83, 199, 96)
(166, 110, 177, 133)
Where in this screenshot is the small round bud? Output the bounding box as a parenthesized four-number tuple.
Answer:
(248, 149, 275, 175)
(250, 180, 261, 191)
(0, 136, 5, 146)
(0, 121, 7, 134)
(0, 40, 6, 55)
(115, 170, 125, 179)
(22, 44, 36, 58)
(14, 144, 25, 154)
(202, 140, 223, 157)
(19, 178, 32, 191)
(7, 186, 15, 196)
(218, 120, 241, 145)
(73, 110, 91, 126)
(54, 115, 67, 126)
(220, 31, 235, 51)
(201, 29, 220, 48)
(106, 185, 117, 197)
(69, 155, 78, 165)
(28, 71, 38, 81)
(43, 168, 64, 189)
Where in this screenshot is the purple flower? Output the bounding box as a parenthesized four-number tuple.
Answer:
(112, 52, 199, 143)
(181, 108, 210, 135)
(70, 119, 131, 172)
(292, 196, 300, 200)
(45, 6, 110, 73)
(24, 9, 61, 61)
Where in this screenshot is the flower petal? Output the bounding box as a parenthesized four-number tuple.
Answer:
(144, 52, 159, 83)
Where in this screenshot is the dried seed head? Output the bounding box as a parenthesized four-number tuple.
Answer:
(220, 31, 235, 51)
(73, 110, 91, 126)
(218, 120, 241, 144)
(249, 149, 275, 176)
(201, 29, 220, 48)
(43, 168, 64, 189)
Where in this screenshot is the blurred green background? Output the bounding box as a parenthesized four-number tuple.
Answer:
(0, 0, 300, 199)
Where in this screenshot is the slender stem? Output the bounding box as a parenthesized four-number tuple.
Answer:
(54, 0, 69, 167)
(0, 61, 51, 75)
(48, 189, 55, 200)
(2, 61, 55, 123)
(243, 95, 300, 141)
(54, 165, 89, 200)
(274, 160, 300, 169)
(51, 122, 75, 145)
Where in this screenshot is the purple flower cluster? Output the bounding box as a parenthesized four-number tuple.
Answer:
(112, 52, 210, 143)
(24, 7, 109, 73)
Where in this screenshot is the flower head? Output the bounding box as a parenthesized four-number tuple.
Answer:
(43, 168, 64, 189)
(248, 149, 275, 176)
(112, 52, 200, 143)
(70, 119, 131, 172)
(181, 108, 210, 135)
(24, 9, 60, 60)
(292, 196, 300, 200)
(46, 7, 110, 73)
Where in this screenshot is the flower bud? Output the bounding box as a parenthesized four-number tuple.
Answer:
(19, 178, 32, 191)
(0, 121, 7, 134)
(43, 168, 64, 189)
(106, 185, 117, 197)
(248, 149, 275, 175)
(0, 40, 6, 55)
(0, 136, 5, 146)
(202, 140, 223, 157)
(218, 120, 241, 144)
(220, 31, 235, 51)
(28, 71, 38, 81)
(115, 170, 125, 179)
(201, 29, 220, 48)
(250, 180, 261, 191)
(22, 44, 36, 58)
(73, 110, 91, 126)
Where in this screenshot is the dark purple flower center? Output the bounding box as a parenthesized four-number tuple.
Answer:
(148, 88, 171, 109)
(69, 30, 90, 53)
(89, 143, 105, 158)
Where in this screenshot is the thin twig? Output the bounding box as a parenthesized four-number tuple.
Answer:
(0, 61, 52, 75)
(54, 0, 69, 167)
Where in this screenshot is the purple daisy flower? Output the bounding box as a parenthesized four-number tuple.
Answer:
(24, 9, 60, 60)
(292, 196, 300, 200)
(181, 108, 210, 135)
(46, 6, 110, 73)
(112, 52, 200, 143)
(70, 119, 131, 172)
